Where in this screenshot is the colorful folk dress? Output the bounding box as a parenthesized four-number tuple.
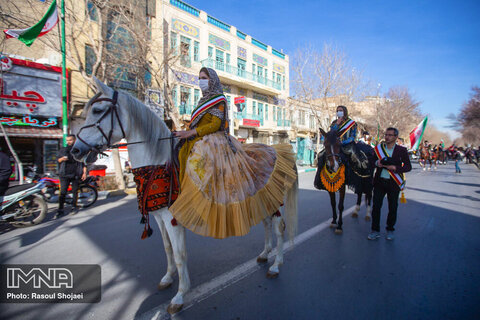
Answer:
(170, 95, 297, 239)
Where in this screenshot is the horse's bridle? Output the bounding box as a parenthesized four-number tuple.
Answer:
(77, 90, 127, 154)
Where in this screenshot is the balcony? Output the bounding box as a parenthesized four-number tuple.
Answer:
(201, 58, 281, 94)
(277, 119, 291, 128)
(177, 104, 194, 115)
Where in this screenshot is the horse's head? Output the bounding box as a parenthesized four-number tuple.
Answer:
(72, 77, 130, 163)
(320, 128, 341, 172)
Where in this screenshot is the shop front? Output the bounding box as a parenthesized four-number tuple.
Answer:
(0, 56, 68, 179)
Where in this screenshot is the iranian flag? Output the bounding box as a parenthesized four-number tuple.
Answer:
(409, 116, 428, 150)
(4, 0, 58, 47)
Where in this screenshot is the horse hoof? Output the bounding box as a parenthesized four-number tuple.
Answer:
(335, 229, 343, 235)
(365, 216, 371, 221)
(257, 256, 268, 264)
(330, 223, 337, 228)
(167, 303, 183, 314)
(266, 271, 279, 279)
(351, 212, 358, 218)
(157, 282, 172, 290)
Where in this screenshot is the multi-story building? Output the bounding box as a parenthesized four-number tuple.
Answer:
(162, 0, 291, 144)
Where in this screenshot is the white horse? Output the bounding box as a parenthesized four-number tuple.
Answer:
(72, 78, 298, 314)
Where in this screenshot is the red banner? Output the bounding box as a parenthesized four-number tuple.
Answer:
(243, 119, 260, 127)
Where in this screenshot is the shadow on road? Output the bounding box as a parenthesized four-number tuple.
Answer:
(408, 186, 480, 202)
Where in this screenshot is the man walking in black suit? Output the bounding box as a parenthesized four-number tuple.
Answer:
(368, 127, 412, 241)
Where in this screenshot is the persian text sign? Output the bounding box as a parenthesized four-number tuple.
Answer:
(0, 58, 64, 117)
(234, 96, 245, 104)
(0, 115, 58, 128)
(0, 264, 101, 303)
(243, 119, 260, 127)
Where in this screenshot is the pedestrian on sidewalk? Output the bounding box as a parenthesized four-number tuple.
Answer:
(368, 127, 412, 241)
(0, 148, 12, 197)
(56, 134, 87, 218)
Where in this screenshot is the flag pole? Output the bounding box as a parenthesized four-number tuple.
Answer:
(60, 0, 68, 146)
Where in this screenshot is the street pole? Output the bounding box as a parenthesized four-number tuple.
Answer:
(60, 0, 68, 146)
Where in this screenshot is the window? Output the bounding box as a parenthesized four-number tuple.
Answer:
(283, 75, 286, 90)
(258, 102, 263, 124)
(193, 41, 199, 62)
(208, 46, 213, 59)
(87, 1, 98, 22)
(265, 104, 268, 120)
(85, 45, 96, 76)
(170, 32, 178, 54)
(194, 89, 200, 106)
(257, 66, 263, 84)
(226, 53, 231, 72)
(273, 106, 276, 121)
(252, 63, 256, 78)
(252, 101, 256, 116)
(172, 85, 178, 106)
(146, 16, 152, 41)
(215, 49, 224, 71)
(180, 35, 191, 67)
(276, 73, 281, 84)
(237, 58, 246, 77)
(226, 95, 231, 108)
(180, 86, 191, 114)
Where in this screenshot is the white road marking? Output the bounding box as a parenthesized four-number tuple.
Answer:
(135, 204, 359, 320)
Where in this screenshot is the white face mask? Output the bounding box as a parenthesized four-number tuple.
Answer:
(337, 111, 344, 118)
(199, 79, 209, 92)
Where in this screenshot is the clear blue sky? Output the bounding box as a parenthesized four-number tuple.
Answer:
(186, 0, 480, 137)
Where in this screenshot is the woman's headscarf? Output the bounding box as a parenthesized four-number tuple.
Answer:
(190, 67, 226, 129)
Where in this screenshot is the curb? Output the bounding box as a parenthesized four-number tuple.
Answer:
(99, 188, 137, 199)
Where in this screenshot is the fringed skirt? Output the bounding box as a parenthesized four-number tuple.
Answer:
(169, 132, 297, 239)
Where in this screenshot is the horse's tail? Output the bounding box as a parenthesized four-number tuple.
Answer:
(285, 164, 299, 243)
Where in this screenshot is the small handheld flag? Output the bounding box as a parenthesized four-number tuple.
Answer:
(409, 116, 428, 150)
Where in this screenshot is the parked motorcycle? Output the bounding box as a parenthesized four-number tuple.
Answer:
(0, 180, 48, 228)
(26, 168, 98, 208)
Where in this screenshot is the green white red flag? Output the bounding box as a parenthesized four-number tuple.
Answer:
(3, 0, 58, 47)
(409, 116, 428, 150)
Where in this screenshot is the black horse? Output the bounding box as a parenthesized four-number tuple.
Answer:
(314, 128, 368, 233)
(351, 141, 375, 221)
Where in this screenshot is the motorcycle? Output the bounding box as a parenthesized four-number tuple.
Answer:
(26, 168, 99, 208)
(0, 180, 48, 228)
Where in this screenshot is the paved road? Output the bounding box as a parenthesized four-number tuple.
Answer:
(1, 162, 479, 320)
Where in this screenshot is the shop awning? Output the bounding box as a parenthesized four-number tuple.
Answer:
(0, 126, 63, 139)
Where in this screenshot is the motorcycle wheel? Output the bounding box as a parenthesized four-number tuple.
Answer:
(11, 194, 47, 228)
(76, 185, 98, 208)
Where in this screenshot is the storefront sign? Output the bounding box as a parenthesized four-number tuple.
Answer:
(0, 115, 58, 128)
(243, 119, 260, 127)
(234, 96, 245, 104)
(209, 34, 230, 51)
(172, 19, 199, 39)
(0, 58, 66, 117)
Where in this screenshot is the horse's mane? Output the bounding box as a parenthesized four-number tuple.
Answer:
(121, 91, 173, 156)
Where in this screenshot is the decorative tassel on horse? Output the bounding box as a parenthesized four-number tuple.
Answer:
(320, 164, 346, 193)
(133, 164, 180, 239)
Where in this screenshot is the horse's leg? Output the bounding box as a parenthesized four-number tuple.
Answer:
(257, 216, 273, 263)
(151, 210, 175, 290)
(365, 190, 372, 221)
(162, 211, 190, 315)
(352, 192, 361, 218)
(335, 185, 346, 234)
(329, 191, 337, 228)
(267, 214, 285, 279)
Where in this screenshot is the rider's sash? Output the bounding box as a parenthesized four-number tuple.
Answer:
(189, 94, 227, 125)
(338, 118, 356, 137)
(374, 143, 406, 190)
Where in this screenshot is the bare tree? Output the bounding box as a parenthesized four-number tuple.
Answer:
(291, 43, 373, 150)
(455, 86, 480, 145)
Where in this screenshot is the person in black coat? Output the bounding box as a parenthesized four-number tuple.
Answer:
(367, 127, 412, 241)
(0, 149, 12, 197)
(56, 135, 86, 217)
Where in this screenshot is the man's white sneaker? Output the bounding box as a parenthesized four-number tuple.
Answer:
(386, 231, 395, 240)
(367, 231, 380, 240)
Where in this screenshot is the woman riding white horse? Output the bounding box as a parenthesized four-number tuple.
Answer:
(71, 76, 298, 314)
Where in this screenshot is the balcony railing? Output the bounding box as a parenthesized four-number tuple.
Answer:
(277, 119, 291, 127)
(201, 58, 281, 91)
(177, 104, 194, 115)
